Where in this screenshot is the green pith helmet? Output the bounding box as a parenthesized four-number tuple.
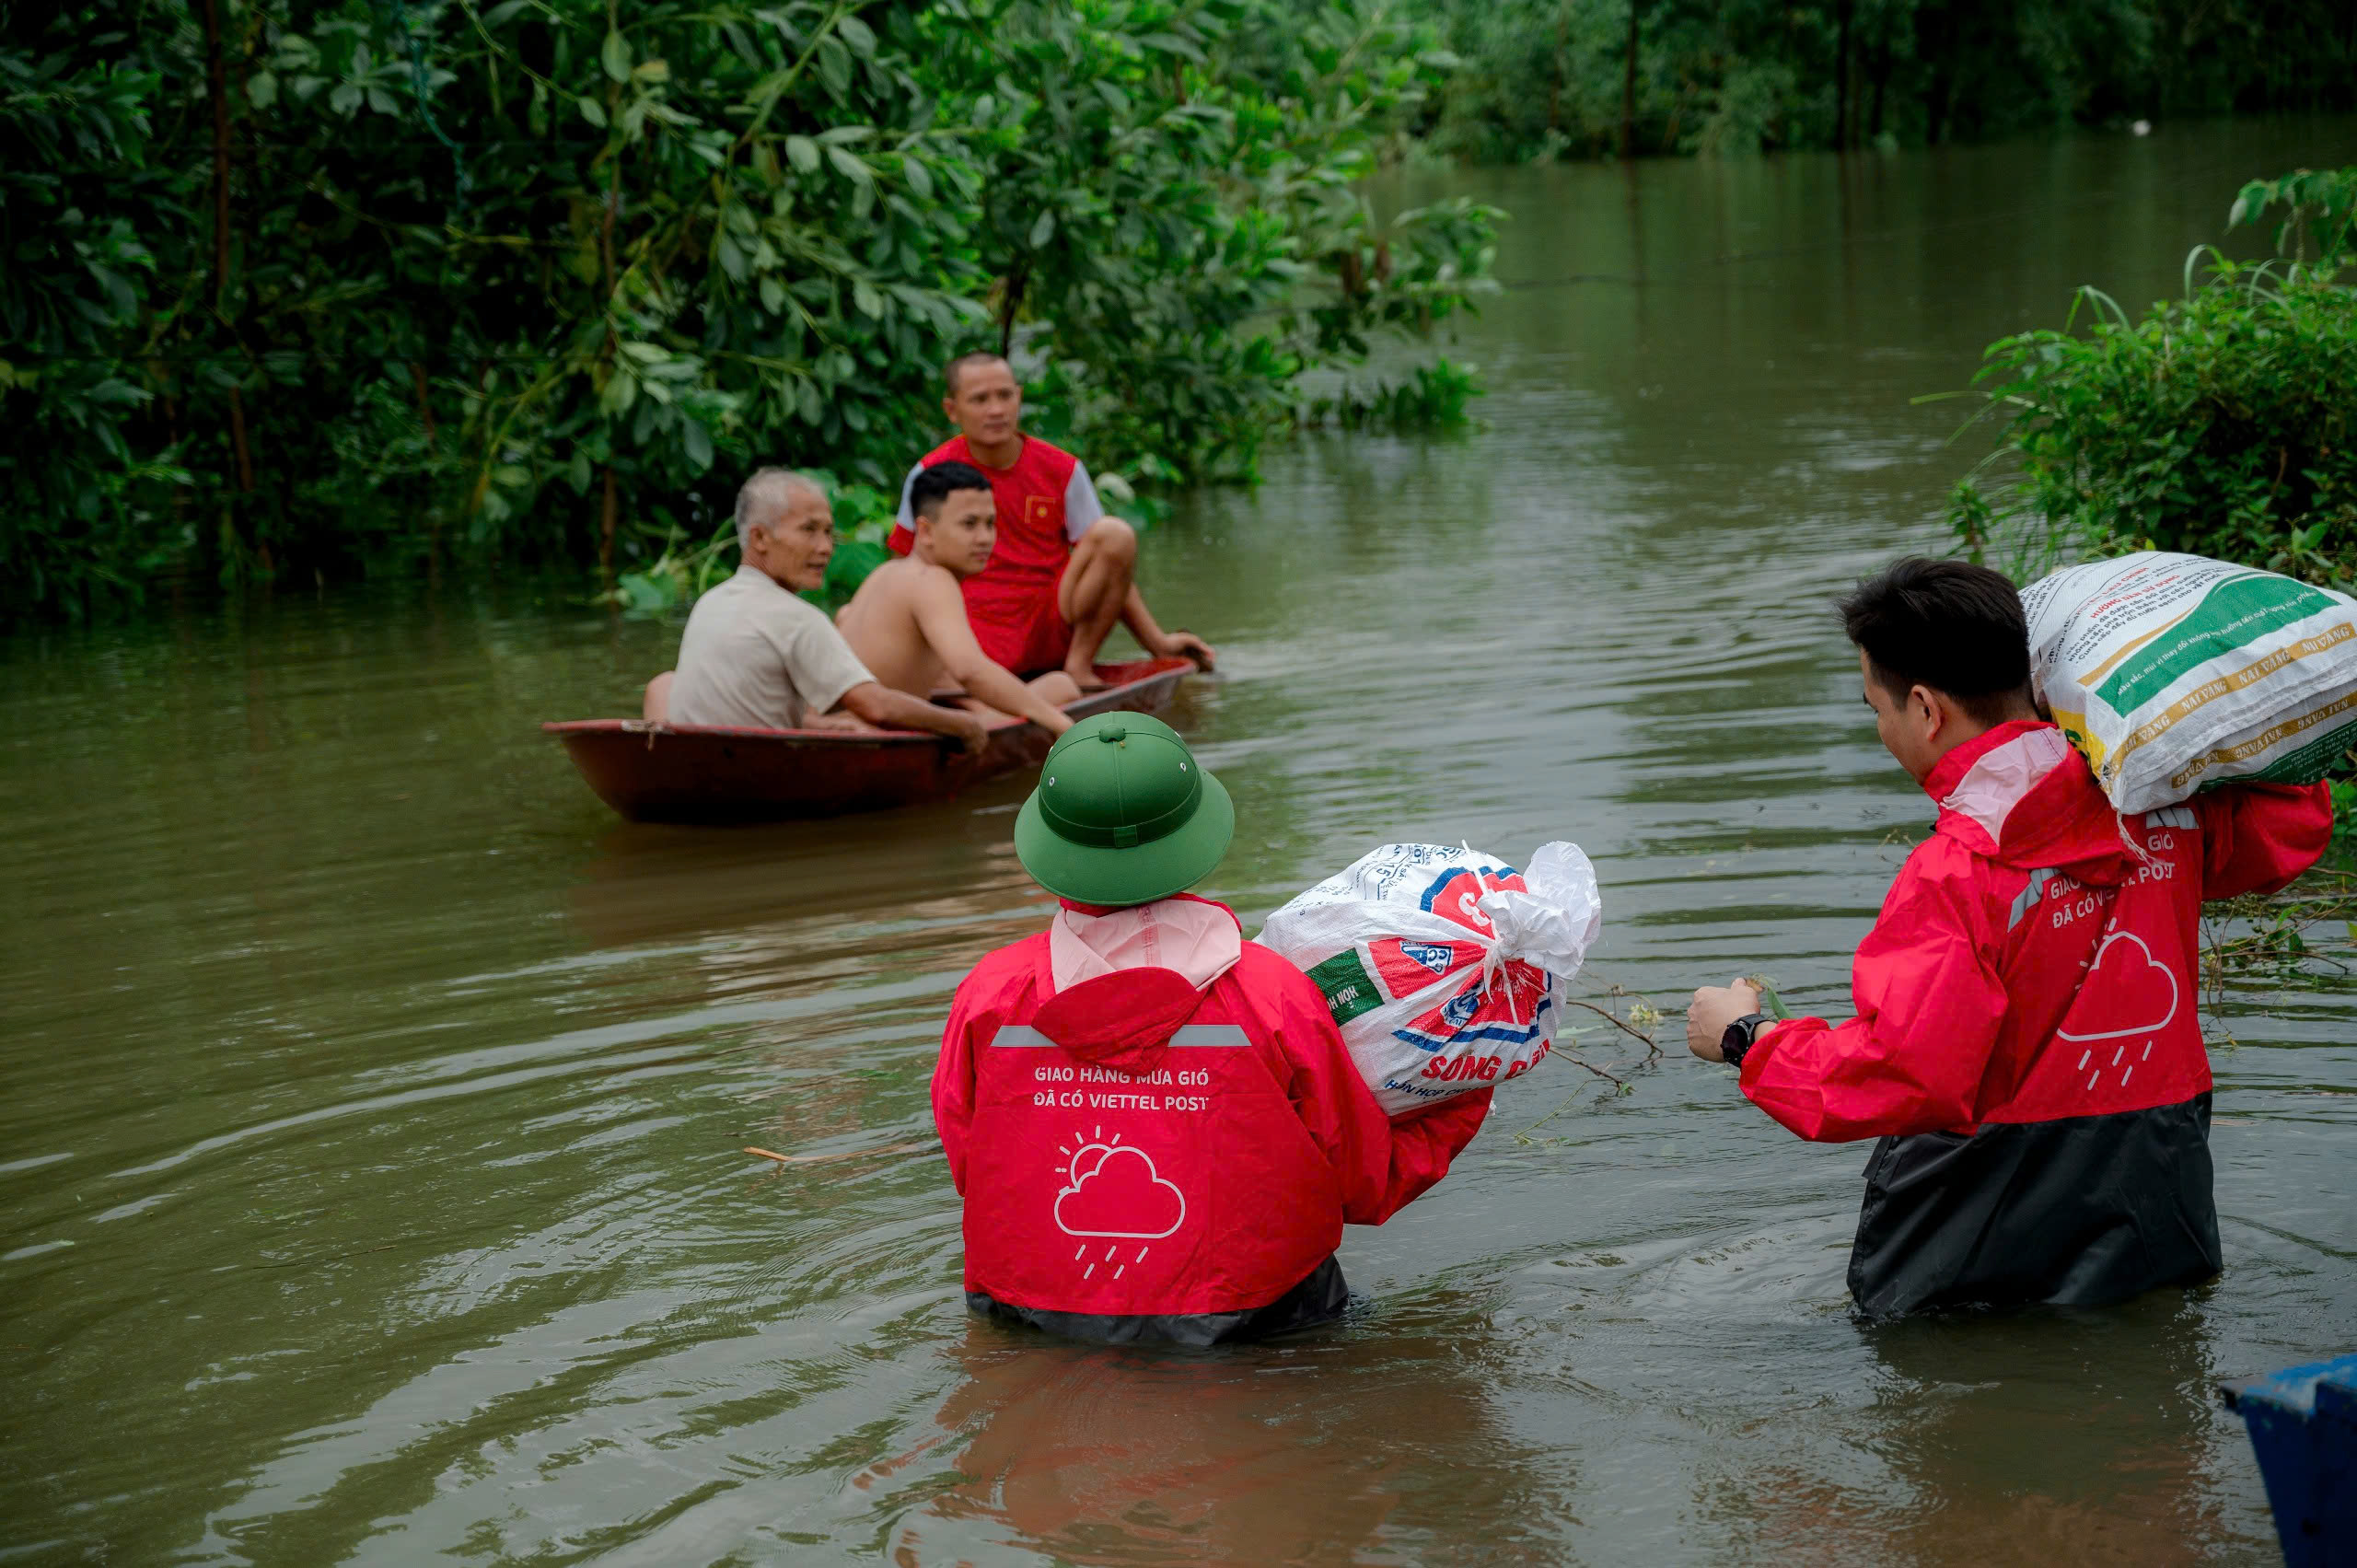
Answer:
(1014, 713, 1234, 907)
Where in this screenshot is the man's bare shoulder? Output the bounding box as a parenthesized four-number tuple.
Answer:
(879, 557, 968, 610)
(841, 556, 926, 623)
(864, 556, 961, 599)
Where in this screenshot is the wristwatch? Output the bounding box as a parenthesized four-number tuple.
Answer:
(1720, 1013, 1771, 1068)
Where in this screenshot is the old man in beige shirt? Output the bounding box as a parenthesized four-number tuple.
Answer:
(643, 469, 985, 749)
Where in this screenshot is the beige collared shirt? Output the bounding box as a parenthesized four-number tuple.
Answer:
(668, 565, 875, 729)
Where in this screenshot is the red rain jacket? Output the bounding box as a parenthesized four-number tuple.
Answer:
(933, 903, 1491, 1342)
(1742, 719, 2330, 1315)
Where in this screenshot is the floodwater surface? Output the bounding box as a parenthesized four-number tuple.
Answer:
(6, 118, 2356, 1565)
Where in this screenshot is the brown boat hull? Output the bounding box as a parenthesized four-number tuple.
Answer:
(543, 657, 1194, 823)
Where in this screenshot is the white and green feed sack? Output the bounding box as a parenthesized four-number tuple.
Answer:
(2022, 552, 2357, 813)
(1257, 842, 1602, 1115)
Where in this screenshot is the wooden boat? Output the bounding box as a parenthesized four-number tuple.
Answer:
(545, 656, 1196, 823)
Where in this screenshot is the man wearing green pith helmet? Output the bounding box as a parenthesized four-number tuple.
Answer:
(930, 713, 1492, 1345)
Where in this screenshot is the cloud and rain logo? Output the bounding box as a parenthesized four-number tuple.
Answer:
(2057, 931, 2183, 1093)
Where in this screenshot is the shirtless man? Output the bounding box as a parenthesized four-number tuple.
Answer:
(838, 462, 1078, 735)
(641, 468, 986, 751)
(890, 353, 1215, 691)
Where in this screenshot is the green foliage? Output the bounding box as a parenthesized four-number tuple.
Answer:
(1, 0, 1498, 620)
(1949, 166, 2357, 862)
(1, 19, 186, 617)
(945, 0, 1500, 490)
(2201, 865, 2357, 983)
(2331, 776, 2357, 860)
(1294, 354, 1482, 428)
(2231, 165, 2357, 263)
(608, 470, 891, 615)
(1947, 170, 2357, 586)
(1418, 0, 2354, 164)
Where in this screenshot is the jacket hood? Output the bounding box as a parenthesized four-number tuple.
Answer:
(1030, 895, 1242, 1072)
(1029, 965, 1205, 1074)
(1050, 894, 1242, 993)
(1924, 720, 2136, 886)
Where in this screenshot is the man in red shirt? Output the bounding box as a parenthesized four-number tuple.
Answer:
(890, 354, 1215, 690)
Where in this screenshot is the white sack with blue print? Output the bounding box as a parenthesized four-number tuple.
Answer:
(1258, 842, 1604, 1115)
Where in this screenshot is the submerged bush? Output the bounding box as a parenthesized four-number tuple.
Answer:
(1950, 165, 2357, 853)
(1948, 167, 2357, 585)
(1292, 355, 1483, 429)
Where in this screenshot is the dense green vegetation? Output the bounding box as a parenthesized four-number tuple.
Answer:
(11, 0, 2350, 622)
(1420, 0, 2357, 162)
(2, 0, 1498, 619)
(1949, 165, 2355, 584)
(1949, 165, 2357, 863)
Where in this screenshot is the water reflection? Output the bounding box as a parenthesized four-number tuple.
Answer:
(564, 797, 1048, 952)
(898, 1316, 1554, 1566)
(1852, 1298, 2235, 1566)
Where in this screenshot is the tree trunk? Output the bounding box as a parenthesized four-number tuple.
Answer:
(600, 467, 618, 576)
(1869, 23, 1891, 140)
(1619, 0, 1642, 159)
(999, 259, 1029, 357)
(1548, 2, 1567, 135)
(204, 0, 231, 310)
(1922, 3, 1955, 146)
(412, 363, 438, 445)
(598, 77, 622, 574)
(600, 145, 621, 295)
(202, 0, 253, 496)
(227, 388, 255, 493)
(1833, 0, 1853, 150)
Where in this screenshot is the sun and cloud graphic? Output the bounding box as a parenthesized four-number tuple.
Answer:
(1054, 1129, 1185, 1279)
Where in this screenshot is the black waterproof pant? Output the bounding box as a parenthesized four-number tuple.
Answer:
(967, 1256, 1351, 1346)
(1849, 1092, 2222, 1318)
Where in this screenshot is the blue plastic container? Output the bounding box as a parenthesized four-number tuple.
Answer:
(2221, 1352, 2357, 1566)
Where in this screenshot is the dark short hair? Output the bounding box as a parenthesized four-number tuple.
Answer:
(944, 351, 1010, 395)
(911, 459, 992, 520)
(1840, 557, 2034, 722)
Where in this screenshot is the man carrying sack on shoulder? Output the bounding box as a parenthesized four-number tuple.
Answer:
(1685, 558, 2331, 1318)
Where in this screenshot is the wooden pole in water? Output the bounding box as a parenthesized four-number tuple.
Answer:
(746, 1142, 933, 1166)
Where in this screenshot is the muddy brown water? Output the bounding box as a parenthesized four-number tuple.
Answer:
(7, 118, 2356, 1565)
